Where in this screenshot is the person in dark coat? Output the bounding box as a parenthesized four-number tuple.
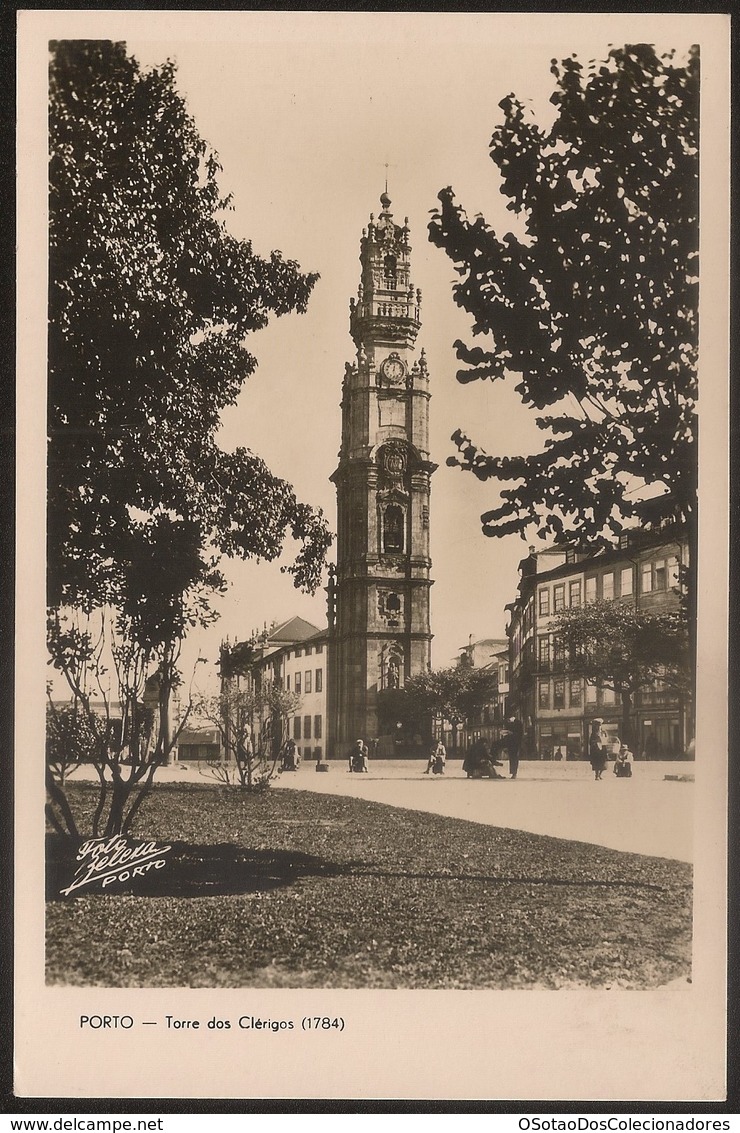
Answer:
(348, 739, 369, 772)
(502, 717, 523, 780)
(588, 719, 608, 780)
(281, 738, 298, 771)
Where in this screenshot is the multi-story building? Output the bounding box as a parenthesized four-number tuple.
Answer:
(430, 637, 508, 755)
(492, 646, 511, 726)
(281, 626, 329, 763)
(454, 637, 508, 754)
(506, 526, 689, 760)
(219, 616, 329, 764)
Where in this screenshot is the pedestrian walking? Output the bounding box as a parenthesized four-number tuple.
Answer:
(503, 716, 523, 780)
(589, 719, 609, 781)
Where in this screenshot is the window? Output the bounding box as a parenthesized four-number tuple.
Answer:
(602, 572, 614, 600)
(641, 561, 653, 593)
(553, 680, 565, 709)
(383, 505, 405, 554)
(585, 576, 597, 603)
(538, 588, 550, 616)
(303, 715, 312, 739)
(304, 670, 312, 694)
(667, 556, 679, 588)
(295, 648, 303, 658)
(315, 644, 323, 655)
(538, 636, 550, 667)
(293, 717, 301, 740)
(569, 580, 581, 607)
(294, 672, 301, 695)
(620, 566, 633, 596)
(315, 668, 322, 693)
(538, 681, 550, 709)
(654, 559, 667, 590)
(383, 254, 397, 289)
(585, 681, 598, 704)
(314, 715, 322, 739)
(552, 637, 566, 668)
(569, 679, 582, 707)
(554, 584, 565, 612)
(305, 645, 312, 657)
(285, 674, 290, 691)
(601, 685, 616, 705)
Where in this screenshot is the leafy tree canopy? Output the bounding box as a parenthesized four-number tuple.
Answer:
(49, 40, 331, 651)
(428, 44, 698, 548)
(404, 665, 498, 729)
(554, 599, 689, 695)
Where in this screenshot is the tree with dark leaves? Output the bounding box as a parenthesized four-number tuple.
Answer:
(47, 41, 331, 836)
(553, 599, 690, 747)
(428, 44, 698, 551)
(403, 666, 498, 753)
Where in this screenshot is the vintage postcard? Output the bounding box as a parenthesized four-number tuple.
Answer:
(15, 10, 730, 1102)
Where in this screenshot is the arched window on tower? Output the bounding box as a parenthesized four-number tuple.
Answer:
(383, 254, 397, 290)
(383, 505, 405, 554)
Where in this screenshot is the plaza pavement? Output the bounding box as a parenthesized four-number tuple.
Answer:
(66, 757, 695, 863)
(270, 758, 695, 863)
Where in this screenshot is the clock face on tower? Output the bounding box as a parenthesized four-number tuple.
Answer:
(381, 355, 405, 385)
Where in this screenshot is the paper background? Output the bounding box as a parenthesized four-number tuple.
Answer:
(15, 10, 730, 1102)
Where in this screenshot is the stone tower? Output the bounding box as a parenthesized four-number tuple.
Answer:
(327, 191, 435, 757)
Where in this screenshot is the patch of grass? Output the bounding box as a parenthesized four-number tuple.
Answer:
(46, 782, 691, 989)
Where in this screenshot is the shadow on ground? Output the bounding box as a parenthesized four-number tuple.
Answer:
(46, 835, 346, 900)
(46, 835, 677, 901)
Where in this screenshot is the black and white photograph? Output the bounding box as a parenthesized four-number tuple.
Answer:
(15, 9, 729, 1102)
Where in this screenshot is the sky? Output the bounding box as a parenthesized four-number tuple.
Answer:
(37, 12, 709, 694)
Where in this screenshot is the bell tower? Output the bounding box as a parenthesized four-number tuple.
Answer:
(327, 191, 435, 757)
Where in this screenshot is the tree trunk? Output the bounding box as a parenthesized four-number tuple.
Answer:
(159, 651, 175, 766)
(620, 689, 634, 747)
(45, 769, 80, 839)
(105, 779, 132, 837)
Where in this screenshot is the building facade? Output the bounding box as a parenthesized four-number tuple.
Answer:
(506, 528, 689, 760)
(327, 191, 435, 757)
(453, 637, 508, 754)
(218, 617, 329, 764)
(281, 627, 328, 763)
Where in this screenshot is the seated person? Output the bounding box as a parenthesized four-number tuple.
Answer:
(425, 740, 446, 774)
(614, 744, 634, 777)
(349, 739, 369, 772)
(281, 738, 298, 771)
